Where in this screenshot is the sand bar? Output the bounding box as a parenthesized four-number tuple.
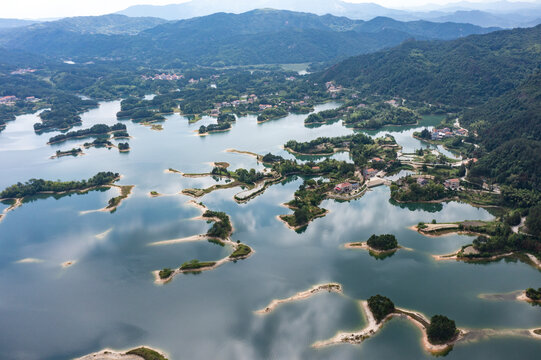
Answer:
(255, 283, 343, 314)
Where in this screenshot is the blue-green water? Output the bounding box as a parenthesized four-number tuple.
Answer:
(0, 102, 540, 360)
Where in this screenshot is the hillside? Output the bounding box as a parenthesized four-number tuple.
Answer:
(0, 10, 500, 67)
(319, 25, 541, 106)
(462, 72, 541, 151)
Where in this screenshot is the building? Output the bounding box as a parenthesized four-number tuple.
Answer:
(417, 178, 428, 186)
(335, 182, 352, 193)
(363, 168, 378, 178)
(444, 179, 460, 190)
(371, 157, 384, 163)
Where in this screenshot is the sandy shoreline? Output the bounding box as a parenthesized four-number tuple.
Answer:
(79, 185, 134, 215)
(0, 197, 23, 223)
(224, 148, 261, 160)
(255, 283, 343, 314)
(152, 203, 253, 284)
(313, 301, 460, 354)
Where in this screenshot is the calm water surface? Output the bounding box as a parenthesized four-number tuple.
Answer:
(0, 102, 540, 360)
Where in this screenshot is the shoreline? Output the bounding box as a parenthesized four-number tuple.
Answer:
(255, 283, 343, 314)
(283, 146, 349, 157)
(276, 209, 330, 231)
(344, 242, 400, 255)
(313, 301, 460, 354)
(152, 204, 254, 284)
(79, 185, 134, 215)
(224, 148, 262, 161)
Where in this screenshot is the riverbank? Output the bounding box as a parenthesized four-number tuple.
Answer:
(255, 283, 343, 314)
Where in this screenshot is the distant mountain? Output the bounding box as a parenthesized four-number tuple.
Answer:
(117, 0, 409, 21)
(0, 10, 499, 66)
(319, 25, 541, 106)
(426, 10, 536, 28)
(8, 14, 167, 36)
(116, 0, 541, 28)
(0, 18, 40, 29)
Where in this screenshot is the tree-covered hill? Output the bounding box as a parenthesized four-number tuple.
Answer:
(318, 25, 541, 106)
(462, 71, 541, 151)
(0, 10, 499, 66)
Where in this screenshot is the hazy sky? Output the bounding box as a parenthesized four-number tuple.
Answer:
(2, 0, 539, 19)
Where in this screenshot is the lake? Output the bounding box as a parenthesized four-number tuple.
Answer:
(0, 101, 540, 360)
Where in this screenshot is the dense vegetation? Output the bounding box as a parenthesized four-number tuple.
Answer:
(180, 259, 216, 271)
(462, 72, 541, 152)
(526, 288, 541, 301)
(159, 268, 173, 280)
(304, 109, 340, 124)
(285, 133, 374, 155)
(468, 139, 541, 191)
(0, 172, 119, 198)
(367, 295, 395, 323)
(427, 315, 457, 344)
(126, 347, 168, 360)
(35, 94, 98, 132)
(366, 234, 398, 251)
(391, 177, 450, 202)
(257, 106, 288, 122)
(199, 113, 236, 134)
(230, 244, 252, 259)
(203, 210, 232, 239)
(344, 103, 419, 129)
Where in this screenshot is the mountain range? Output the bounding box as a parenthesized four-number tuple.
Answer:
(0, 10, 499, 66)
(116, 0, 541, 28)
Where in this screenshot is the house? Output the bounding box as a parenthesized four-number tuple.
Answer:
(363, 168, 378, 178)
(259, 104, 273, 110)
(311, 166, 320, 171)
(350, 183, 360, 190)
(335, 182, 352, 193)
(417, 178, 428, 186)
(371, 157, 384, 163)
(444, 179, 460, 190)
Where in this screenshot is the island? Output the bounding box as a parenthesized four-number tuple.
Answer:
(0, 172, 134, 220)
(413, 218, 541, 270)
(313, 294, 460, 354)
(47, 123, 128, 145)
(50, 147, 84, 159)
(76, 346, 168, 360)
(346, 234, 401, 257)
(479, 288, 541, 304)
(152, 202, 253, 284)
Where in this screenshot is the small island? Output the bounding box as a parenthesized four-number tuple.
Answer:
(346, 234, 400, 257)
(50, 147, 84, 159)
(76, 346, 168, 360)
